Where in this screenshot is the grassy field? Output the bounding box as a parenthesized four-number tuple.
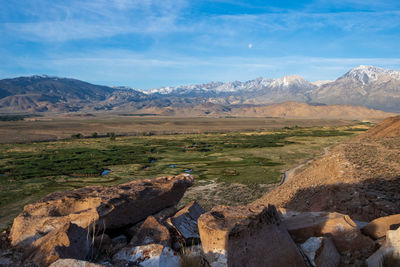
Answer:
(0, 119, 371, 230)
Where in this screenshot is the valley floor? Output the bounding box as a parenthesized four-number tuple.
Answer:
(0, 117, 370, 229)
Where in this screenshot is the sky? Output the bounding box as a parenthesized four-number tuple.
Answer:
(1, 0, 400, 89)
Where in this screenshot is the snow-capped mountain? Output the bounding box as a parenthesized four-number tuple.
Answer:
(343, 65, 400, 85)
(310, 65, 400, 112)
(141, 75, 314, 104)
(1, 65, 400, 113)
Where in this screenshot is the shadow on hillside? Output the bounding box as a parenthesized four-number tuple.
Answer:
(283, 176, 400, 222)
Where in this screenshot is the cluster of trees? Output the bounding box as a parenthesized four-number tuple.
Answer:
(71, 132, 116, 140)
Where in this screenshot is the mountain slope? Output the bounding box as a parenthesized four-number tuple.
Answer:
(145, 75, 315, 105)
(2, 65, 400, 113)
(310, 66, 400, 112)
(0, 75, 146, 112)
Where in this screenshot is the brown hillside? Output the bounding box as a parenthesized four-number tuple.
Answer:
(119, 101, 395, 119)
(230, 101, 395, 119)
(256, 134, 400, 221)
(358, 115, 400, 138)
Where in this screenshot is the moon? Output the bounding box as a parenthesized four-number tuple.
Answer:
(248, 43, 253, 49)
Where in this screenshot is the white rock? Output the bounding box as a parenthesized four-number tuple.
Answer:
(300, 237, 323, 266)
(113, 244, 180, 267)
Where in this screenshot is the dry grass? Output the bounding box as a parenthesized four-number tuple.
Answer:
(0, 114, 362, 143)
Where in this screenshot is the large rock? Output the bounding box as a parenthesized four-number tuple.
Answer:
(23, 223, 91, 267)
(113, 243, 180, 267)
(169, 201, 205, 240)
(198, 204, 306, 267)
(130, 216, 171, 247)
(300, 236, 340, 267)
(363, 214, 400, 239)
(124, 206, 177, 239)
(366, 227, 400, 267)
(281, 210, 374, 254)
(49, 259, 105, 267)
(10, 174, 194, 248)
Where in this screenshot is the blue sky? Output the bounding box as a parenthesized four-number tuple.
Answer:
(1, 0, 400, 89)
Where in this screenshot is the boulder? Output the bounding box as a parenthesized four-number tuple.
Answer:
(130, 216, 171, 247)
(281, 210, 374, 254)
(23, 223, 91, 267)
(113, 243, 180, 267)
(300, 236, 340, 267)
(49, 258, 105, 267)
(366, 227, 400, 267)
(363, 214, 400, 239)
(314, 236, 340, 267)
(10, 174, 194, 248)
(169, 201, 205, 240)
(198, 204, 306, 267)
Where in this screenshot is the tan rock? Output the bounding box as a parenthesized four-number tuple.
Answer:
(130, 216, 171, 247)
(282, 210, 374, 254)
(124, 206, 177, 239)
(366, 227, 400, 267)
(10, 174, 194, 248)
(23, 223, 91, 267)
(363, 214, 400, 239)
(49, 258, 105, 267)
(169, 201, 205, 240)
(198, 204, 306, 267)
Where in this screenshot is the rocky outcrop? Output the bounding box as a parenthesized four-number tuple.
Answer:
(130, 216, 171, 247)
(366, 227, 400, 266)
(113, 244, 180, 267)
(281, 210, 374, 255)
(10, 174, 194, 248)
(198, 204, 306, 267)
(363, 214, 400, 239)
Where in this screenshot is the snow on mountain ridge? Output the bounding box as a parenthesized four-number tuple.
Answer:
(344, 65, 400, 84)
(270, 75, 310, 88)
(143, 76, 310, 95)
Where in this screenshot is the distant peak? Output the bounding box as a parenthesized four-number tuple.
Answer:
(32, 74, 51, 78)
(344, 65, 400, 84)
(271, 75, 310, 87)
(312, 80, 332, 87)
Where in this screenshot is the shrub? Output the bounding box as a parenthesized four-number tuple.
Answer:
(71, 133, 83, 139)
(107, 132, 116, 140)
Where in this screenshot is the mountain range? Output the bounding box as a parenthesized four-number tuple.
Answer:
(0, 65, 400, 114)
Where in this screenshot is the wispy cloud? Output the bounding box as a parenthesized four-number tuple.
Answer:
(2, 0, 399, 42)
(4, 48, 400, 88)
(1, 0, 188, 41)
(1, 0, 400, 88)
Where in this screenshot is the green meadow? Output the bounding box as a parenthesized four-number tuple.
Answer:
(0, 124, 368, 229)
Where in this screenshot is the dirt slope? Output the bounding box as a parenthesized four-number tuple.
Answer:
(357, 115, 400, 138)
(256, 118, 400, 221)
